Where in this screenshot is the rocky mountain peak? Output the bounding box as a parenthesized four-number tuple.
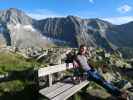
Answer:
(0, 8, 33, 25)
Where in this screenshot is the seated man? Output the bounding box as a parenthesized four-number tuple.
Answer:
(73, 44, 128, 100)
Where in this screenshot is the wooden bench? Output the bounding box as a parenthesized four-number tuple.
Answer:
(38, 63, 89, 100)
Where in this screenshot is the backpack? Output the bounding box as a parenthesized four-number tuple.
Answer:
(65, 51, 76, 63)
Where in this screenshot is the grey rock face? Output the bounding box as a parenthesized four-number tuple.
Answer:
(36, 15, 133, 50)
(107, 22, 133, 48)
(0, 8, 34, 25)
(0, 21, 11, 47)
(35, 16, 113, 49)
(0, 8, 53, 48)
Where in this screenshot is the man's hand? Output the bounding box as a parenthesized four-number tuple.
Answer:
(73, 60, 80, 68)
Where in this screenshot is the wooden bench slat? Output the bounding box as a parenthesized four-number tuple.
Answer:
(39, 82, 65, 95)
(46, 83, 74, 99)
(38, 63, 73, 77)
(51, 81, 89, 100)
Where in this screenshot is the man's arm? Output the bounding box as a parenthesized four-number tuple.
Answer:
(73, 60, 80, 68)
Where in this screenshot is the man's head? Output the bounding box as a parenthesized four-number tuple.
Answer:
(79, 44, 87, 55)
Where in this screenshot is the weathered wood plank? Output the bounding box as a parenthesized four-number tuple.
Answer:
(38, 63, 73, 77)
(39, 82, 65, 95)
(51, 81, 89, 100)
(46, 83, 74, 99)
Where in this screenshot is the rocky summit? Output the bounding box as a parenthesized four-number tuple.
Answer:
(0, 8, 133, 52)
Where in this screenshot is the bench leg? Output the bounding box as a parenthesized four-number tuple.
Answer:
(72, 93, 81, 100)
(81, 83, 90, 93)
(49, 75, 52, 86)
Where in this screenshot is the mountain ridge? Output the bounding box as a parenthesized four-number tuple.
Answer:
(0, 8, 133, 52)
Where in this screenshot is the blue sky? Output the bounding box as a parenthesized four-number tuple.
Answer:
(0, 0, 133, 24)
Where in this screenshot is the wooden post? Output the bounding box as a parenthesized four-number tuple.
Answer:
(49, 74, 52, 86)
(72, 93, 81, 100)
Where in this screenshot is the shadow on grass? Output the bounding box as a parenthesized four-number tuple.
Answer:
(0, 84, 38, 100)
